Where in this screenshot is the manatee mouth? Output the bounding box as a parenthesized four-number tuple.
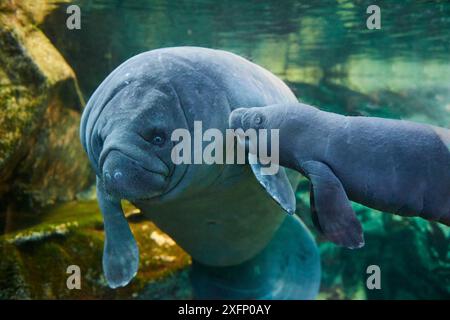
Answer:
(99, 148, 170, 200)
(99, 148, 169, 178)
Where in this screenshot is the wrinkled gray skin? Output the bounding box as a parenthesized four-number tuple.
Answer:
(230, 103, 450, 249)
(80, 47, 320, 299)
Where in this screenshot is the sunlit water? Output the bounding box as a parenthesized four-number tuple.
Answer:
(43, 0, 450, 125)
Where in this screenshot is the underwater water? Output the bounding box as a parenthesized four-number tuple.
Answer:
(0, 0, 449, 299)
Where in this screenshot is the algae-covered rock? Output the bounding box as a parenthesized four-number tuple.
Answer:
(0, 1, 91, 209)
(0, 201, 191, 299)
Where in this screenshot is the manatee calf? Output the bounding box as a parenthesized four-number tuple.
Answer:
(80, 47, 320, 299)
(229, 103, 450, 249)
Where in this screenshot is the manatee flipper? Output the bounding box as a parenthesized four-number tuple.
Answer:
(309, 184, 324, 233)
(249, 154, 296, 215)
(190, 215, 320, 299)
(301, 160, 364, 249)
(96, 178, 139, 288)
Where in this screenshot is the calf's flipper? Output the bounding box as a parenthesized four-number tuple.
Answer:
(96, 178, 139, 288)
(301, 161, 364, 249)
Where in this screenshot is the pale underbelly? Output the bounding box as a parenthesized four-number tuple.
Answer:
(138, 174, 288, 266)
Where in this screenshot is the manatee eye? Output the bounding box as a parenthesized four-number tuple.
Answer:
(151, 133, 165, 146)
(140, 127, 167, 146)
(253, 113, 265, 126)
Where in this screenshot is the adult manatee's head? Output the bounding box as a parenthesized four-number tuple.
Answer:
(80, 55, 189, 202)
(81, 82, 184, 201)
(80, 48, 231, 203)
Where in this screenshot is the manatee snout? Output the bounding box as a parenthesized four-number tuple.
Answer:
(229, 107, 270, 132)
(101, 149, 169, 200)
(229, 108, 248, 131)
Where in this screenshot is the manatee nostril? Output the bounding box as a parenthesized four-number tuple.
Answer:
(113, 171, 123, 181)
(104, 171, 112, 182)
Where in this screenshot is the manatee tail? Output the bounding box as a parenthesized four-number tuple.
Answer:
(189, 215, 321, 300)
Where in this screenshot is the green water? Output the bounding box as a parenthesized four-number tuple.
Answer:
(5, 0, 449, 299)
(44, 0, 450, 127)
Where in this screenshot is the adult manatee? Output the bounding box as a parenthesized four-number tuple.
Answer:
(80, 47, 320, 299)
(229, 102, 450, 249)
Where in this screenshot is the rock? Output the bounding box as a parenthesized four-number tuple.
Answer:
(0, 242, 31, 299)
(0, 200, 191, 299)
(136, 269, 193, 300)
(0, 1, 92, 210)
(150, 231, 176, 247)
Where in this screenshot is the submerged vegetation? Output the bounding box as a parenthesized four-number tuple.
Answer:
(0, 0, 449, 299)
(0, 200, 191, 299)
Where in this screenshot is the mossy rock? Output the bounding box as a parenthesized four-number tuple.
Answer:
(0, 201, 192, 299)
(0, 1, 91, 209)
